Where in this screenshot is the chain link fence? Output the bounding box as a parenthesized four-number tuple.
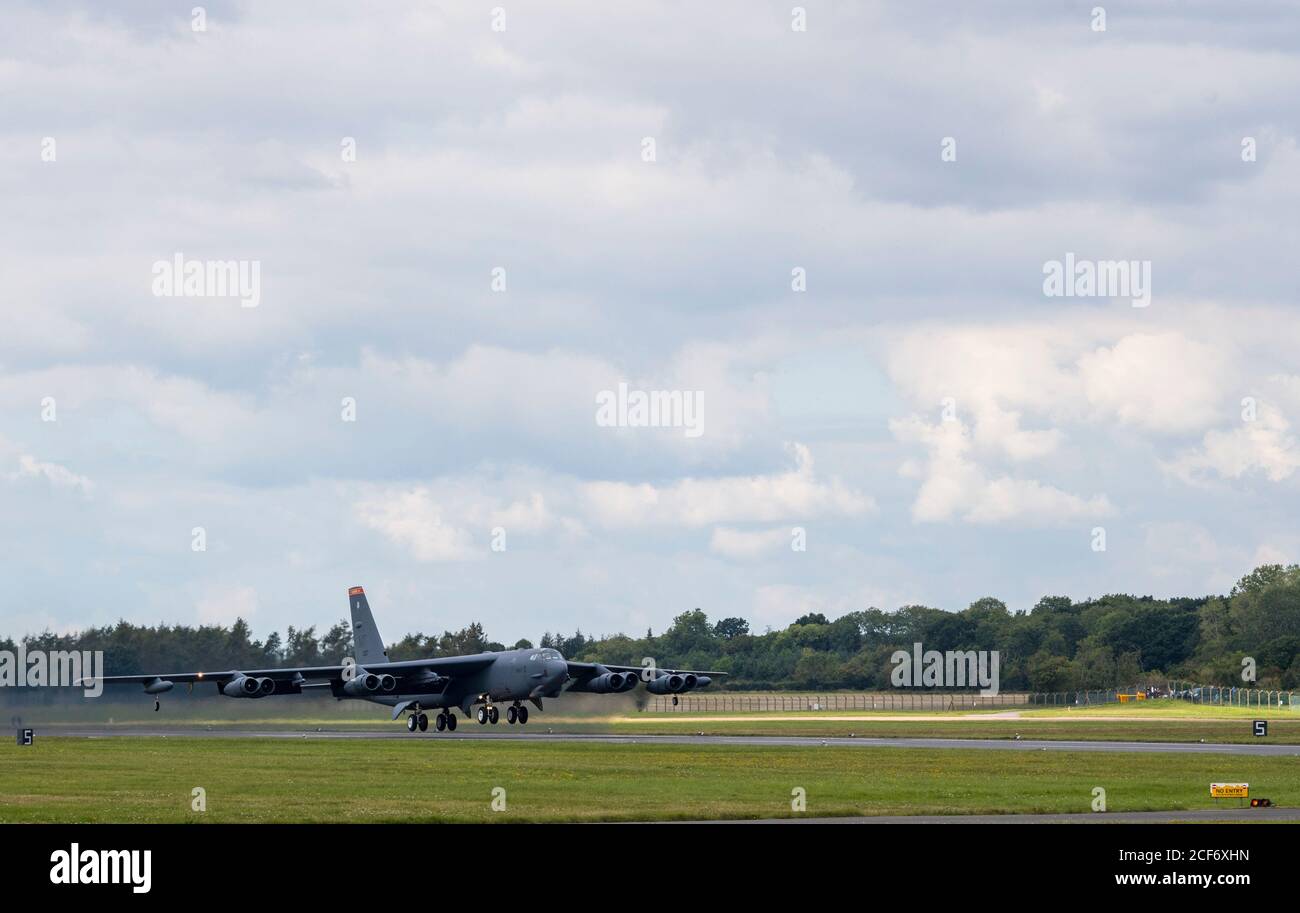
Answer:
(644, 691, 1034, 713)
(1164, 681, 1297, 708)
(643, 683, 1300, 713)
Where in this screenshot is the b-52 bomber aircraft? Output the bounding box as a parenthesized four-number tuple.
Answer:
(83, 587, 724, 733)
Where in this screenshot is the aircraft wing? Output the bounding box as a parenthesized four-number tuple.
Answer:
(81, 654, 497, 688)
(565, 661, 728, 682)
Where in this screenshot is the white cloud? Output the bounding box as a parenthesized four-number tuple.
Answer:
(478, 493, 551, 534)
(1253, 543, 1293, 567)
(196, 585, 260, 626)
(11, 454, 93, 495)
(877, 310, 1300, 525)
(891, 416, 1111, 525)
(709, 526, 791, 560)
(353, 488, 480, 562)
(4, 1, 1300, 638)
(350, 442, 871, 561)
(1078, 332, 1224, 434)
(1169, 403, 1300, 483)
(748, 584, 881, 629)
(581, 443, 874, 528)
(1140, 522, 1244, 593)
(886, 319, 1232, 442)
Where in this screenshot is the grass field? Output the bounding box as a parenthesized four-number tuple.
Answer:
(3, 737, 1298, 822)
(581, 719, 1300, 743)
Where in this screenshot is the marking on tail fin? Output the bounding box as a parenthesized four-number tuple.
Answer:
(348, 586, 388, 665)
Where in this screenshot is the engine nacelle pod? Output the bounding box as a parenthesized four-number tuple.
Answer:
(256, 677, 275, 696)
(693, 675, 712, 689)
(223, 675, 261, 698)
(646, 673, 685, 695)
(378, 674, 397, 692)
(617, 672, 639, 692)
(343, 671, 382, 696)
(586, 672, 620, 694)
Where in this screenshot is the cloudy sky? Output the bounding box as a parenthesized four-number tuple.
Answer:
(2, 1, 1299, 643)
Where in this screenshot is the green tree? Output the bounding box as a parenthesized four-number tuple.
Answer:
(714, 617, 749, 640)
(1026, 650, 1071, 691)
(320, 620, 353, 664)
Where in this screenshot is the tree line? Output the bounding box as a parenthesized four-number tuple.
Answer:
(6, 564, 1300, 693)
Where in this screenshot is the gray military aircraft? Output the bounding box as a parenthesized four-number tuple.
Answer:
(84, 586, 724, 732)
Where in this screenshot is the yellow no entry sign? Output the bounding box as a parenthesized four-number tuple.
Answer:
(1210, 783, 1249, 798)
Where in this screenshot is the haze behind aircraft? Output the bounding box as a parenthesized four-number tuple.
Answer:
(82, 587, 723, 732)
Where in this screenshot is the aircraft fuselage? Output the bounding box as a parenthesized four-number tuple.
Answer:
(335, 646, 570, 716)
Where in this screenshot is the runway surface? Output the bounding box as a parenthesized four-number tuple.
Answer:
(41, 726, 1300, 756)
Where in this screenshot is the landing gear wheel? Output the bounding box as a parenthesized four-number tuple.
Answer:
(506, 705, 518, 724)
(417, 713, 428, 732)
(406, 715, 418, 732)
(517, 706, 529, 725)
(488, 706, 500, 724)
(435, 713, 447, 732)
(672, 695, 679, 706)
(477, 706, 488, 725)
(446, 713, 457, 731)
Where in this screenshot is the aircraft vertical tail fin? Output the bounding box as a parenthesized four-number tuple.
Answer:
(348, 586, 389, 666)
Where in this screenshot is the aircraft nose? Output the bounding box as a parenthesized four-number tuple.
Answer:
(546, 658, 568, 684)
